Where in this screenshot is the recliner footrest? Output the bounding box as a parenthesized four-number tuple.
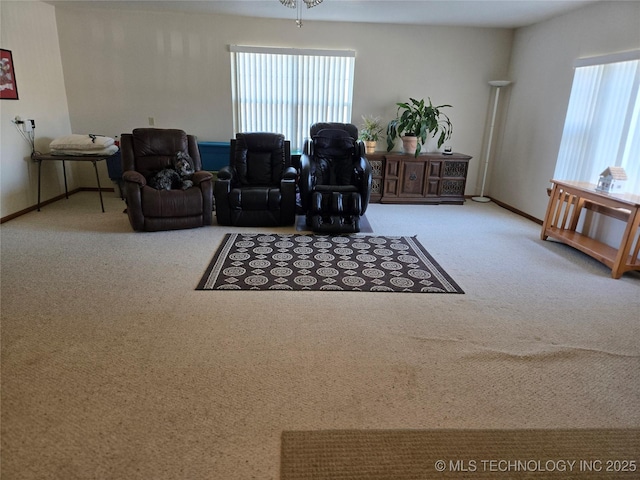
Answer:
(308, 213, 361, 233)
(310, 191, 361, 215)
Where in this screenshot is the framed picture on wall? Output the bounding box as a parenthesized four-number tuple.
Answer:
(1, 49, 19, 100)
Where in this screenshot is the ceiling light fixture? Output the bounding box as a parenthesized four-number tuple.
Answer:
(279, 0, 323, 27)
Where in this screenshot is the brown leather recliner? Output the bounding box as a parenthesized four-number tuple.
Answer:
(121, 128, 213, 231)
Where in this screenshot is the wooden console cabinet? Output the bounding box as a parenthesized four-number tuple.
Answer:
(377, 152, 471, 204)
(542, 179, 640, 279)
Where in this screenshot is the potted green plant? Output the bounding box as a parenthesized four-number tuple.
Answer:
(358, 115, 384, 154)
(386, 97, 453, 156)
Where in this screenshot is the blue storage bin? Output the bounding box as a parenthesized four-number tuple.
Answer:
(198, 141, 231, 171)
(106, 151, 122, 180)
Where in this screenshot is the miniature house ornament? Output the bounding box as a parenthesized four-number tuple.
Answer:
(596, 166, 627, 193)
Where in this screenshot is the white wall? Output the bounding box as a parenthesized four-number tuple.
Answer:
(493, 0, 640, 220)
(6, 2, 637, 223)
(0, 0, 73, 218)
(51, 5, 513, 198)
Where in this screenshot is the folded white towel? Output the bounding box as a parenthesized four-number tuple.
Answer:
(50, 145, 119, 156)
(50, 134, 115, 151)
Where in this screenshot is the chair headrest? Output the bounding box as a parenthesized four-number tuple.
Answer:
(309, 122, 358, 140)
(313, 129, 355, 157)
(131, 128, 188, 156)
(232, 132, 287, 186)
(236, 132, 284, 152)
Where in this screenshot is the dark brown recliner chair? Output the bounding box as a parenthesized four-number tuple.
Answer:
(214, 132, 297, 227)
(121, 128, 213, 231)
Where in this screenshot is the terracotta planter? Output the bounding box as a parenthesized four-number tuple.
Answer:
(401, 136, 418, 155)
(364, 141, 377, 154)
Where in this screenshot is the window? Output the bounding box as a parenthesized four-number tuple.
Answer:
(230, 45, 355, 152)
(554, 50, 640, 194)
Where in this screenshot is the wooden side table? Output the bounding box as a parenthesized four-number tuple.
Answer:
(541, 179, 640, 278)
(32, 153, 116, 212)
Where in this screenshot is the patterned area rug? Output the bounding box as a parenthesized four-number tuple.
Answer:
(196, 233, 463, 293)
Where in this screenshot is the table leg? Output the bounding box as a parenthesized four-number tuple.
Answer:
(37, 159, 42, 212)
(92, 160, 105, 213)
(611, 208, 640, 278)
(541, 184, 558, 240)
(62, 160, 69, 199)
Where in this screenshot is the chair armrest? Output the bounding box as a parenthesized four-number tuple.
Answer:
(214, 165, 233, 193)
(122, 170, 146, 187)
(192, 170, 213, 185)
(283, 166, 297, 180)
(217, 165, 234, 181)
(355, 156, 373, 214)
(303, 138, 313, 156)
(213, 168, 233, 226)
(298, 154, 313, 213)
(355, 155, 372, 177)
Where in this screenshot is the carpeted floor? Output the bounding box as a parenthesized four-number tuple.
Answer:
(197, 233, 463, 292)
(1, 192, 639, 480)
(281, 429, 640, 479)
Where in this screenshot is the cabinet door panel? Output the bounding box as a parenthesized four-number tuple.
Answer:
(400, 161, 426, 196)
(385, 179, 398, 196)
(429, 160, 442, 177)
(384, 159, 399, 197)
(386, 159, 399, 177)
(441, 179, 465, 196)
(443, 161, 467, 178)
(366, 154, 385, 202)
(426, 179, 440, 195)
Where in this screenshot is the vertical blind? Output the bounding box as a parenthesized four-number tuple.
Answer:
(230, 45, 355, 151)
(554, 51, 640, 194)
